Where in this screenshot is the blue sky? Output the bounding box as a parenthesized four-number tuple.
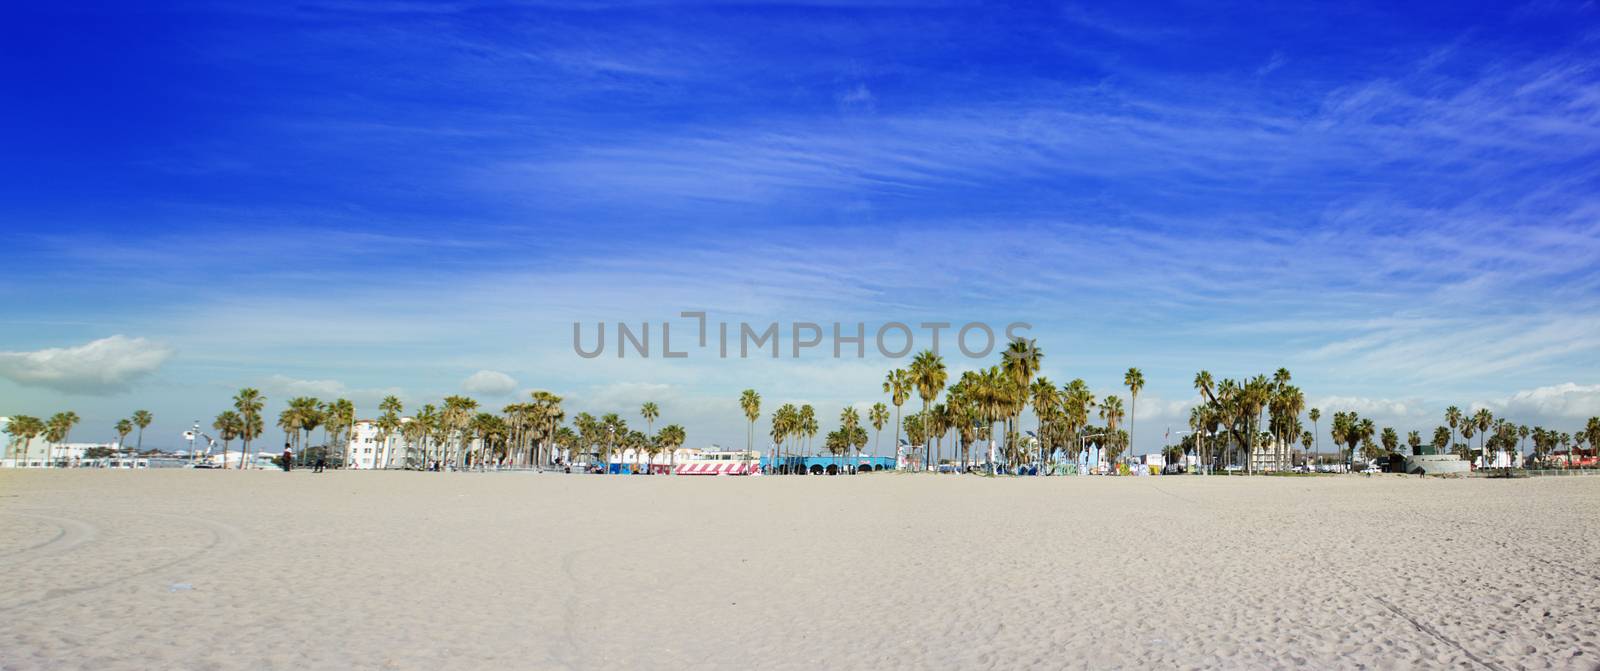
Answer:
(3, 1, 1599, 451)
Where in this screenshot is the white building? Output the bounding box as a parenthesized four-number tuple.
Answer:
(2, 443, 116, 470)
(347, 419, 409, 469)
(3, 416, 128, 468)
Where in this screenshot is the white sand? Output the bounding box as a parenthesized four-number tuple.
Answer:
(2, 470, 1597, 670)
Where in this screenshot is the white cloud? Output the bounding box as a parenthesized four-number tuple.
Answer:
(0, 335, 172, 395)
(1474, 383, 1600, 420)
(462, 370, 518, 395)
(1311, 395, 1429, 419)
(263, 374, 350, 398)
(259, 375, 405, 411)
(1134, 395, 1202, 422)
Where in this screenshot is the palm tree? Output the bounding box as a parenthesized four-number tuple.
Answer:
(1188, 406, 1205, 471)
(516, 392, 563, 468)
(276, 408, 298, 463)
(1473, 408, 1493, 465)
(44, 411, 79, 467)
(1330, 411, 1351, 470)
(1099, 396, 1125, 468)
(442, 395, 479, 470)
(233, 388, 265, 469)
(1124, 367, 1144, 461)
(799, 405, 818, 459)
(469, 412, 506, 468)
(323, 398, 356, 466)
(1355, 417, 1375, 464)
(130, 409, 153, 455)
(402, 406, 434, 469)
(552, 426, 577, 465)
(1061, 378, 1095, 466)
(1001, 339, 1043, 464)
(771, 404, 797, 473)
(641, 402, 659, 439)
(4, 415, 43, 466)
(657, 424, 686, 472)
(848, 421, 869, 471)
(868, 402, 888, 459)
(284, 397, 323, 465)
(739, 389, 761, 453)
(883, 369, 910, 466)
(1030, 377, 1060, 470)
(1192, 370, 1220, 470)
(909, 350, 947, 471)
(840, 406, 861, 471)
(374, 395, 403, 469)
(1445, 406, 1462, 454)
(212, 411, 241, 467)
(299, 399, 325, 465)
(115, 419, 133, 454)
(597, 412, 624, 473)
(1308, 408, 1321, 463)
(1586, 418, 1600, 466)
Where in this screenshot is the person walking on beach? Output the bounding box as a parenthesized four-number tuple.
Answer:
(314, 455, 326, 473)
(281, 444, 293, 472)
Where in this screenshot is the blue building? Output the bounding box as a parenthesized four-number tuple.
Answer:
(762, 455, 897, 474)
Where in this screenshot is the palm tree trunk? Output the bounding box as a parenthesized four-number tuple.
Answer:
(892, 405, 901, 469)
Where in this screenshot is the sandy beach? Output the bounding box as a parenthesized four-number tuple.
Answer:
(1, 470, 1596, 670)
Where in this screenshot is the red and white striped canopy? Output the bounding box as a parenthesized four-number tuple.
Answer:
(674, 461, 761, 475)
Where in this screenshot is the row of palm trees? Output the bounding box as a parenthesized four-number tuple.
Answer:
(206, 388, 691, 472)
(740, 342, 1143, 473)
(871, 343, 1142, 471)
(1185, 368, 1308, 472)
(737, 341, 1600, 475)
(5, 410, 155, 467)
(3, 412, 78, 467)
(1166, 377, 1600, 472)
(1434, 406, 1600, 467)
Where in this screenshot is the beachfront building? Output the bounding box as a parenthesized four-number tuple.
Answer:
(0, 437, 118, 468)
(608, 446, 717, 473)
(346, 419, 496, 469)
(347, 419, 410, 469)
(1545, 449, 1597, 468)
(1476, 449, 1524, 469)
(1141, 453, 1166, 469)
(1247, 436, 1302, 472)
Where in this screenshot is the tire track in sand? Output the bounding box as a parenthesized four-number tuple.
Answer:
(0, 511, 98, 562)
(1335, 574, 1509, 671)
(549, 530, 675, 671)
(0, 508, 246, 614)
